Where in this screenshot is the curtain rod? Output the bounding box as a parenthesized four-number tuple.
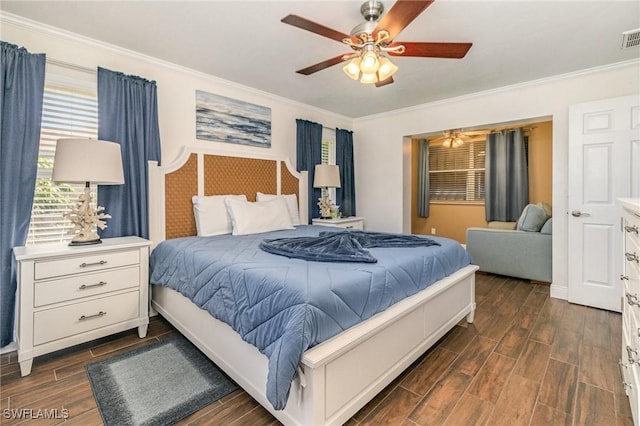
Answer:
(46, 58, 95, 74)
(489, 126, 536, 133)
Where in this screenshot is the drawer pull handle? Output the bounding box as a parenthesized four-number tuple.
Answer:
(78, 311, 106, 321)
(619, 361, 633, 394)
(627, 346, 638, 365)
(345, 225, 354, 229)
(625, 252, 639, 263)
(621, 275, 629, 281)
(79, 281, 107, 290)
(626, 225, 639, 235)
(79, 260, 108, 268)
(625, 292, 640, 307)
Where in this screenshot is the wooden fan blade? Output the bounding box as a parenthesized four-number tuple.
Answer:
(388, 42, 472, 58)
(282, 15, 356, 44)
(375, 77, 394, 87)
(374, 0, 434, 40)
(296, 54, 347, 75)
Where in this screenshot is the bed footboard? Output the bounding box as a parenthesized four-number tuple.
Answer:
(151, 264, 477, 426)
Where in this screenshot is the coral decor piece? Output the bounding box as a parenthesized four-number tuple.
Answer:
(318, 196, 333, 218)
(65, 188, 111, 244)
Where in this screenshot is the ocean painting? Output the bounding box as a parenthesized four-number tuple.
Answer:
(196, 90, 271, 148)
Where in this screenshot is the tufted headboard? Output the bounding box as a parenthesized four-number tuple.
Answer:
(148, 147, 308, 245)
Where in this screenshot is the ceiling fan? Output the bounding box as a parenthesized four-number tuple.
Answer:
(281, 0, 472, 87)
(436, 129, 489, 147)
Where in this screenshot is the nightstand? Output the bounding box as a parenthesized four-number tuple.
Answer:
(13, 236, 152, 376)
(312, 217, 365, 230)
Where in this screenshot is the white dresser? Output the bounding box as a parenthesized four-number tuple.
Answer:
(620, 198, 640, 424)
(312, 216, 365, 230)
(13, 236, 152, 376)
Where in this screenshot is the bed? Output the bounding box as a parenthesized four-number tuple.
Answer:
(148, 147, 478, 426)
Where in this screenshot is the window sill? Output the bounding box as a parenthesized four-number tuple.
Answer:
(429, 201, 485, 206)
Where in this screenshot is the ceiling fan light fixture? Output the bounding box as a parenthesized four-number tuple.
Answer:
(343, 58, 361, 80)
(442, 138, 452, 148)
(359, 49, 380, 74)
(360, 72, 378, 84)
(377, 56, 398, 81)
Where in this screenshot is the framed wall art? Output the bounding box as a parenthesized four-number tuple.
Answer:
(196, 90, 271, 148)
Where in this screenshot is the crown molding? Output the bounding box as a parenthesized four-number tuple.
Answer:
(0, 12, 353, 125)
(354, 58, 640, 123)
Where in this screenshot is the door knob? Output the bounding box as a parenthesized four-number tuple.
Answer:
(571, 210, 586, 217)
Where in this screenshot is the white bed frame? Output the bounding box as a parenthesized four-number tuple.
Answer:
(148, 147, 478, 426)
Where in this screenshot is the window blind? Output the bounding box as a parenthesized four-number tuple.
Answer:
(26, 84, 98, 245)
(429, 140, 486, 202)
(321, 128, 336, 200)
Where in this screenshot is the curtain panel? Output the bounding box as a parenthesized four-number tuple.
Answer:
(417, 139, 430, 218)
(335, 128, 356, 217)
(0, 42, 46, 347)
(296, 119, 323, 222)
(97, 67, 161, 239)
(485, 129, 528, 222)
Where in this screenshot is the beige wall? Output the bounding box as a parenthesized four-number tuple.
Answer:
(411, 120, 553, 243)
(528, 121, 553, 206)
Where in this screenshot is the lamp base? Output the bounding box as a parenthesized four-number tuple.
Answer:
(318, 194, 333, 218)
(68, 229, 103, 246)
(68, 239, 102, 246)
(64, 183, 112, 247)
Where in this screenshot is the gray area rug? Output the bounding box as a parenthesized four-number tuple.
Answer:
(86, 335, 238, 426)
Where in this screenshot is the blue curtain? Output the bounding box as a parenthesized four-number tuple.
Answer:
(335, 128, 356, 217)
(97, 67, 161, 239)
(296, 119, 323, 222)
(485, 129, 528, 221)
(0, 42, 45, 347)
(418, 139, 430, 217)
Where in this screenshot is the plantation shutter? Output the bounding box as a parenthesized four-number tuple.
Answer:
(321, 128, 336, 200)
(26, 74, 98, 245)
(429, 140, 486, 202)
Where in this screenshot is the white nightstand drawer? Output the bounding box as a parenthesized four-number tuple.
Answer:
(312, 217, 365, 230)
(33, 291, 139, 345)
(34, 249, 140, 280)
(625, 211, 640, 251)
(34, 267, 140, 307)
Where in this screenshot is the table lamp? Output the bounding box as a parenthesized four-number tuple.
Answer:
(52, 138, 124, 245)
(313, 164, 341, 218)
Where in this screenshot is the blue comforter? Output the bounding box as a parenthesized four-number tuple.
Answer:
(150, 225, 472, 410)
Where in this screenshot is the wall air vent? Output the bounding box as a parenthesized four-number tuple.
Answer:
(622, 28, 640, 49)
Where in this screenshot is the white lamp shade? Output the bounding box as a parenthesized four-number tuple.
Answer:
(313, 164, 341, 188)
(52, 138, 124, 184)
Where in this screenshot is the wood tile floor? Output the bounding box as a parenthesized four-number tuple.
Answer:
(0, 273, 633, 425)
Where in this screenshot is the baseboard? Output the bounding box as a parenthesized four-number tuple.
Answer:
(550, 284, 568, 300)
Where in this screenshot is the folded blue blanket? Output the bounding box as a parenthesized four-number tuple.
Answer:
(259, 230, 440, 263)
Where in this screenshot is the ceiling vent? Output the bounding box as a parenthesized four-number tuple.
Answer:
(622, 28, 640, 49)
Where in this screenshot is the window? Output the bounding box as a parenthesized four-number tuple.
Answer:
(429, 140, 486, 203)
(26, 67, 98, 245)
(321, 128, 336, 201)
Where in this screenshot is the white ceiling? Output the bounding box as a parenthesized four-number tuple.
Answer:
(2, 1, 639, 118)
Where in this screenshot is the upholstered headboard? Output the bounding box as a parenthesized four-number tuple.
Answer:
(148, 147, 308, 245)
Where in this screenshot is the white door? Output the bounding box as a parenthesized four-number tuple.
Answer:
(568, 94, 640, 312)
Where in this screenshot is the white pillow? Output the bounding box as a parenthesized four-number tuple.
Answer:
(225, 197, 294, 235)
(192, 194, 247, 236)
(256, 192, 301, 226)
